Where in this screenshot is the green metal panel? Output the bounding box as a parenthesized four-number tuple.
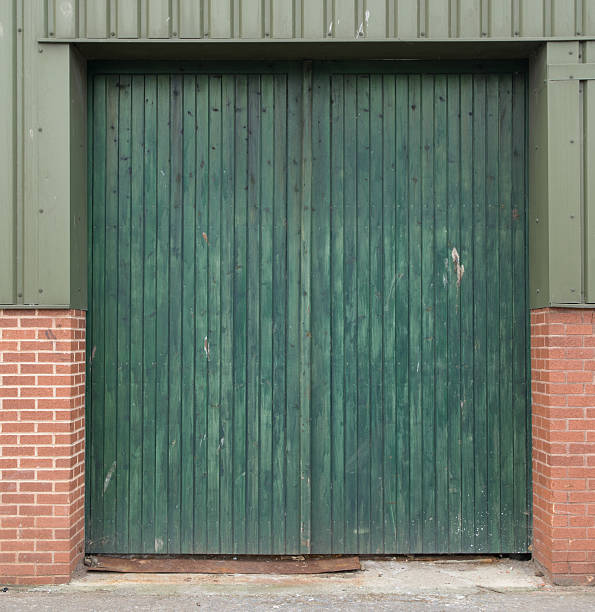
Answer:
(86, 60, 530, 555)
(585, 42, 595, 303)
(0, 0, 16, 303)
(43, 0, 595, 41)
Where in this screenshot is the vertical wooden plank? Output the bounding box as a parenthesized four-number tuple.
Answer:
(147, 0, 171, 37)
(245, 74, 261, 553)
(472, 75, 488, 553)
(194, 74, 210, 553)
(458, 0, 481, 37)
(343, 73, 358, 553)
(519, 0, 545, 37)
(420, 74, 436, 553)
(512, 73, 529, 551)
(446, 74, 462, 553)
(285, 65, 303, 552)
(356, 74, 371, 553)
(498, 73, 515, 553)
(154, 74, 171, 553)
(489, 0, 513, 36)
(102, 76, 120, 552)
(232, 74, 248, 554)
(272, 73, 288, 553)
(299, 62, 313, 554)
(141, 74, 157, 554)
(382, 74, 397, 553)
(167, 74, 183, 553)
(209, 0, 233, 37)
(85, 72, 94, 549)
(330, 72, 346, 553)
(90, 75, 107, 551)
(179, 0, 203, 37)
(240, 0, 263, 37)
(117, 0, 140, 37)
(395, 0, 418, 38)
(395, 74, 410, 553)
(311, 67, 332, 553)
(369, 73, 384, 553)
(485, 74, 501, 552)
(433, 74, 448, 553)
(180, 74, 197, 553)
(85, 0, 110, 38)
(272, 0, 293, 37)
(219, 74, 235, 553)
(426, 0, 450, 38)
(459, 74, 475, 552)
(128, 74, 145, 553)
(207, 75, 222, 553)
(407, 74, 423, 553)
(259, 74, 275, 553)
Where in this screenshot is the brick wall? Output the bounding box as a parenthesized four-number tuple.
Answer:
(0, 309, 86, 585)
(532, 307, 595, 585)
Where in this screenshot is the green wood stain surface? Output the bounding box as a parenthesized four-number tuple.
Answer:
(86, 62, 530, 554)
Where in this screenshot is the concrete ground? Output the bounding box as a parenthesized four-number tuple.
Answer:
(2, 558, 595, 611)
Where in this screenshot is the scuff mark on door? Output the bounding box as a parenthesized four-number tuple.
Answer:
(451, 247, 465, 287)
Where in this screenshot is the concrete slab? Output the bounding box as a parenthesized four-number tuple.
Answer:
(1, 558, 594, 611)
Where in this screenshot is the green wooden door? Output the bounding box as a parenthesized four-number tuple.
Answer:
(86, 61, 530, 555)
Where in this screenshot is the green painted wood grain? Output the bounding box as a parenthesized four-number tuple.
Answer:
(330, 73, 346, 553)
(369, 74, 385, 554)
(154, 74, 171, 553)
(141, 75, 157, 553)
(180, 74, 197, 554)
(87, 63, 530, 556)
(394, 74, 410, 554)
(168, 74, 183, 553)
(219, 74, 235, 553)
(207, 74, 222, 553)
(446, 74, 462, 553)
(128, 75, 145, 553)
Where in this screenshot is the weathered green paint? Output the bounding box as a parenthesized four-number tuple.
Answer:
(1, 1, 594, 309)
(87, 61, 531, 555)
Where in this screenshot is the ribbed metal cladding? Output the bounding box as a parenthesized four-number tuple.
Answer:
(45, 0, 595, 40)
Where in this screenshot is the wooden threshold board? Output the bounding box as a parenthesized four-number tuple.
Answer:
(85, 555, 361, 574)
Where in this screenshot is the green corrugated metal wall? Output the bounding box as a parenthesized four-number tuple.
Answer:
(86, 61, 531, 555)
(45, 0, 595, 40)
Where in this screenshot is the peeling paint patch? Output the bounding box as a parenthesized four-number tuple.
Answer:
(155, 537, 164, 552)
(204, 336, 210, 361)
(451, 247, 465, 287)
(202, 232, 208, 244)
(103, 461, 116, 494)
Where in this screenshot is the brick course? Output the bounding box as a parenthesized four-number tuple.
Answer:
(0, 309, 85, 585)
(532, 307, 595, 585)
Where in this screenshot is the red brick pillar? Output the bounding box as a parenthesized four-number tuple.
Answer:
(532, 307, 595, 585)
(0, 309, 86, 585)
